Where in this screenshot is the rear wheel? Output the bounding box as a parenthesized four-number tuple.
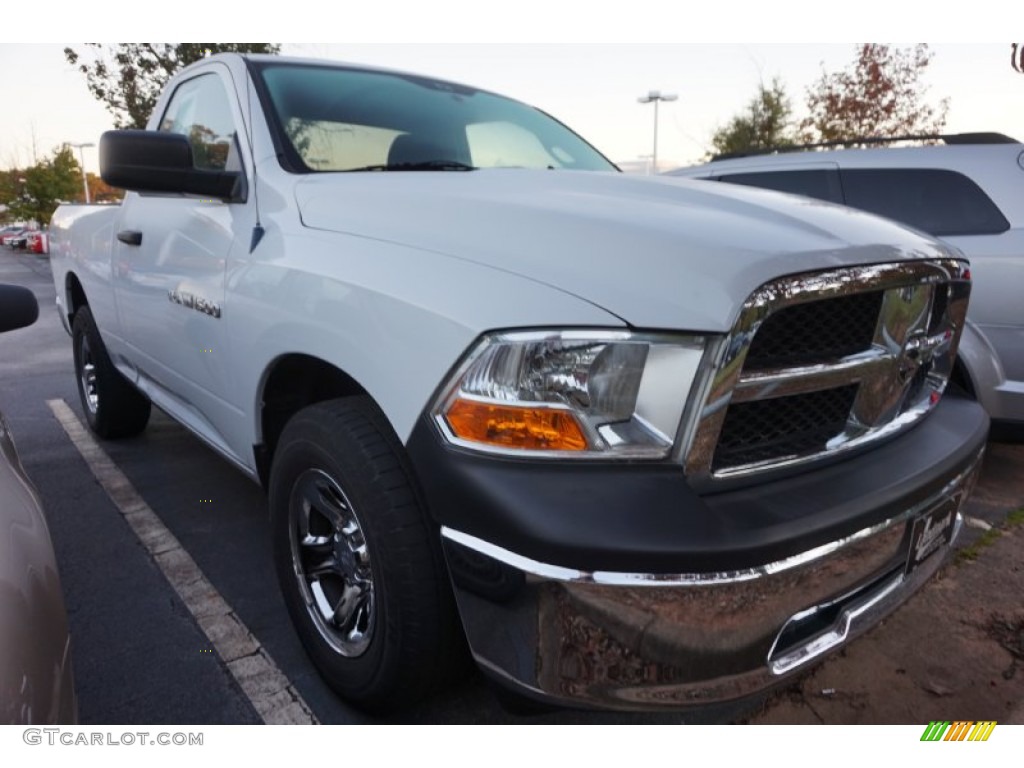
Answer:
(72, 306, 151, 438)
(269, 397, 461, 712)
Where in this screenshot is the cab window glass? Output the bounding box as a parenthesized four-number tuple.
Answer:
(283, 118, 401, 170)
(159, 73, 240, 172)
(255, 63, 616, 173)
(466, 121, 564, 168)
(841, 169, 1010, 236)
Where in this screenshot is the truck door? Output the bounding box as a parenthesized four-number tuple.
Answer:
(112, 65, 254, 462)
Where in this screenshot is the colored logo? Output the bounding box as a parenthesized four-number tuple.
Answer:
(920, 721, 996, 741)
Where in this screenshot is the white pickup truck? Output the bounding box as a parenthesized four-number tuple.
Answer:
(49, 54, 988, 714)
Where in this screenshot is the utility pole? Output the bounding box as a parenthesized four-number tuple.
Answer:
(69, 142, 95, 204)
(637, 91, 677, 174)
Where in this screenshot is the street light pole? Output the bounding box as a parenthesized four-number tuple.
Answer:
(637, 90, 677, 174)
(69, 142, 95, 204)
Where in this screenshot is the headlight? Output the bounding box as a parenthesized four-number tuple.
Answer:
(432, 330, 707, 458)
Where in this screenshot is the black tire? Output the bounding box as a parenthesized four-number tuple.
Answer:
(269, 396, 462, 713)
(72, 306, 151, 438)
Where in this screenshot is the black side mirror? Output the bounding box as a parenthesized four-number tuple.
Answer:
(0, 285, 39, 333)
(100, 130, 246, 202)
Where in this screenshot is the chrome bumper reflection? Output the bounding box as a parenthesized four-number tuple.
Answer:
(442, 453, 982, 710)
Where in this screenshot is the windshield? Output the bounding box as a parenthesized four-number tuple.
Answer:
(252, 62, 618, 173)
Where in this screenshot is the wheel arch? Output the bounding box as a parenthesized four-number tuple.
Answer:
(65, 272, 88, 323)
(254, 354, 374, 487)
(953, 319, 1005, 415)
(950, 357, 976, 398)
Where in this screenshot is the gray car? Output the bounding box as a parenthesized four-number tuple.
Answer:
(0, 285, 77, 724)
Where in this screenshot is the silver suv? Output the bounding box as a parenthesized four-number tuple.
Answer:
(669, 133, 1024, 436)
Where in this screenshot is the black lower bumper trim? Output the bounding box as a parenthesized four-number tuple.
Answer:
(406, 395, 988, 573)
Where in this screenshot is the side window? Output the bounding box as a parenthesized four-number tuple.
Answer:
(841, 169, 1010, 237)
(716, 170, 843, 204)
(159, 73, 241, 172)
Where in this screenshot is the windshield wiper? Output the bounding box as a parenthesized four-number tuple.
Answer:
(344, 160, 476, 172)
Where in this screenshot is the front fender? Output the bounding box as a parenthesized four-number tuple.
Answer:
(229, 227, 623, 449)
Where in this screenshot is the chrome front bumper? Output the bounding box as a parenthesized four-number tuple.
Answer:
(441, 453, 983, 711)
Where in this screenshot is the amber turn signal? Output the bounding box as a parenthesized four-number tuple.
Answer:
(445, 398, 588, 451)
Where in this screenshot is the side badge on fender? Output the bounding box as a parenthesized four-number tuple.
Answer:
(168, 289, 221, 319)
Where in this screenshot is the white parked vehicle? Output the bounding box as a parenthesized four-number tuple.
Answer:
(48, 55, 988, 713)
(669, 134, 1024, 438)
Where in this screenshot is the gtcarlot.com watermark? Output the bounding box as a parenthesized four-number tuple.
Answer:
(23, 729, 203, 747)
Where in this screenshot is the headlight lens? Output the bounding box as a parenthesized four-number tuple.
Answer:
(433, 330, 706, 458)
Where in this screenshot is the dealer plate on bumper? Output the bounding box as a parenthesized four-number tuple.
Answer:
(906, 494, 960, 574)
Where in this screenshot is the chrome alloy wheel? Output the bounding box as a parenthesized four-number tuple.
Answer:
(288, 468, 374, 657)
(78, 333, 99, 415)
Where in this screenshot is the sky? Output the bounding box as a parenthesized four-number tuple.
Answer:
(2, 30, 1021, 176)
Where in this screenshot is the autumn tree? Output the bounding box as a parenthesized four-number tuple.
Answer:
(4, 146, 82, 225)
(85, 173, 124, 204)
(802, 44, 948, 145)
(710, 77, 795, 158)
(64, 43, 280, 129)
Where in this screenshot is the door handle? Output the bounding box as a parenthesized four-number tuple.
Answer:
(117, 230, 143, 246)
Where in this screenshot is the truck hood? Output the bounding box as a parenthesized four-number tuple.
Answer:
(295, 170, 955, 332)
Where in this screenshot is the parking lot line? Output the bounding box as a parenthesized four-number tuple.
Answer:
(47, 398, 319, 725)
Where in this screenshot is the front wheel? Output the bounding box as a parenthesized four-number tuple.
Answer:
(269, 397, 462, 713)
(72, 306, 151, 438)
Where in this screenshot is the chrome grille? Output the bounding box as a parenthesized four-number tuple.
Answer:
(712, 385, 859, 471)
(685, 260, 971, 483)
(743, 291, 883, 370)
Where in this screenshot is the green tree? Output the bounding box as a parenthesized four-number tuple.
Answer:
(64, 43, 281, 129)
(802, 44, 949, 145)
(0, 170, 20, 222)
(709, 77, 795, 158)
(5, 146, 83, 225)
